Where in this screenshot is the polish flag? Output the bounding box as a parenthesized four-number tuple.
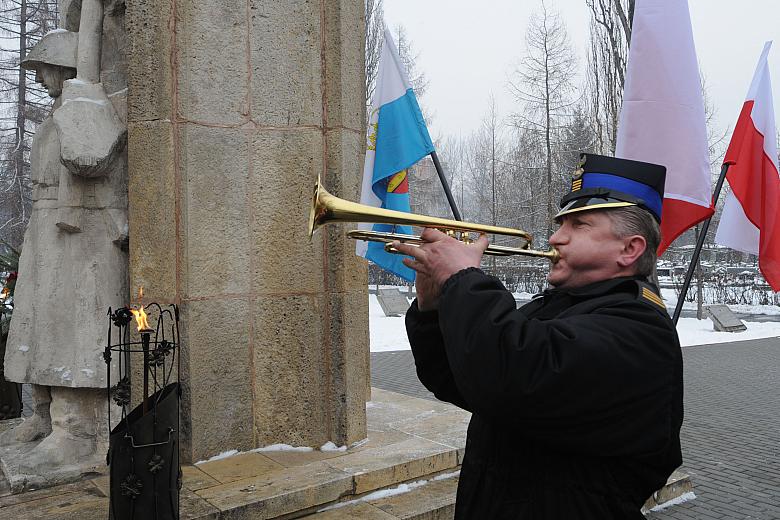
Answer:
(714, 42, 780, 291)
(615, 0, 713, 255)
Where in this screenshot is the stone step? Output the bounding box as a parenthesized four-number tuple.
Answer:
(0, 390, 694, 519)
(304, 469, 693, 519)
(304, 473, 458, 520)
(642, 469, 694, 513)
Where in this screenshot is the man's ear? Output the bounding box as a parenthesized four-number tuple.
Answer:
(617, 235, 647, 268)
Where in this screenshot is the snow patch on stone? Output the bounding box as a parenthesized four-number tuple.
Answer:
(62, 97, 109, 106)
(649, 491, 696, 512)
(433, 470, 460, 480)
(349, 438, 369, 450)
(252, 444, 313, 453)
(320, 441, 347, 452)
(194, 449, 239, 465)
(317, 479, 428, 512)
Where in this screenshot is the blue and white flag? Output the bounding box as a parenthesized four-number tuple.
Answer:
(357, 28, 434, 282)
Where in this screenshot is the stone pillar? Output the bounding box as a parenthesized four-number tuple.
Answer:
(126, 0, 368, 462)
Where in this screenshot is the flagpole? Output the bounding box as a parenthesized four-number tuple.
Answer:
(429, 151, 463, 221)
(672, 163, 731, 324)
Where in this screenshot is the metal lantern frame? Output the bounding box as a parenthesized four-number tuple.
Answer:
(105, 303, 181, 520)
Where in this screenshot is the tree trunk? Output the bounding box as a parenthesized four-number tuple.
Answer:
(694, 224, 704, 319)
(15, 0, 28, 226)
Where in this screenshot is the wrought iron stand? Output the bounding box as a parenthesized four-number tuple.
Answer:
(105, 304, 181, 520)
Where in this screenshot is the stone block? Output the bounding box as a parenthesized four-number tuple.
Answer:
(180, 124, 250, 298)
(324, 436, 458, 494)
(127, 120, 177, 303)
(370, 475, 458, 520)
(388, 409, 470, 452)
(0, 479, 98, 508)
(0, 487, 108, 519)
(323, 129, 368, 292)
(322, 0, 366, 132)
(252, 294, 328, 446)
(367, 389, 459, 429)
(180, 298, 254, 462)
(90, 476, 109, 497)
(182, 465, 221, 491)
(250, 129, 324, 295)
(259, 427, 410, 469)
(377, 288, 411, 317)
(196, 452, 284, 484)
(195, 461, 352, 519)
(642, 469, 694, 512)
(705, 304, 747, 332)
(181, 487, 221, 520)
(256, 447, 345, 469)
(325, 292, 369, 446)
(248, 0, 323, 127)
(125, 0, 173, 122)
(310, 502, 397, 519)
(177, 0, 249, 125)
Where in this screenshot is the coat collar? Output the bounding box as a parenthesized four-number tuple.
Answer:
(540, 275, 650, 299)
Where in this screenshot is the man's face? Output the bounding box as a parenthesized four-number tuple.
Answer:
(34, 64, 67, 98)
(547, 210, 629, 289)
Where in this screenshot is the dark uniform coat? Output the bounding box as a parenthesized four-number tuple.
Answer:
(406, 268, 683, 519)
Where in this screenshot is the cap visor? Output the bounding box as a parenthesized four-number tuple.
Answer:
(555, 199, 636, 220)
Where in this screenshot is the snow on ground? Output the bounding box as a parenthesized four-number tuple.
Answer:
(675, 318, 780, 347)
(369, 293, 411, 352)
(369, 293, 780, 352)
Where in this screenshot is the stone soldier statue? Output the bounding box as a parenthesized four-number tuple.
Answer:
(0, 19, 127, 482)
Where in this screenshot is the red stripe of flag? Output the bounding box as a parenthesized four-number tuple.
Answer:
(723, 100, 780, 290)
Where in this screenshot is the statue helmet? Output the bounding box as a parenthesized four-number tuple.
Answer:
(21, 29, 78, 71)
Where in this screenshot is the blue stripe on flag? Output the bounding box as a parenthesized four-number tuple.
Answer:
(373, 88, 434, 194)
(365, 192, 416, 281)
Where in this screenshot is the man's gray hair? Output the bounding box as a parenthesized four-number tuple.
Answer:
(606, 206, 660, 277)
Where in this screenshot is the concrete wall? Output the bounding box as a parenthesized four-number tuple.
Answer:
(126, 0, 368, 462)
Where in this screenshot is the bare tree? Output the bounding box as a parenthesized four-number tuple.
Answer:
(0, 0, 57, 246)
(509, 0, 578, 237)
(584, 0, 632, 154)
(393, 25, 428, 99)
(364, 0, 383, 107)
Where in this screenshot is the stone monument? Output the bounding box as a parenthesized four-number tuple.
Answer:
(126, 1, 369, 462)
(0, 0, 368, 492)
(0, 0, 128, 490)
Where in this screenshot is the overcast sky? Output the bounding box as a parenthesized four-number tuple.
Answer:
(383, 0, 779, 150)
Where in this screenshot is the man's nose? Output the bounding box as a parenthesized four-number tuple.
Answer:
(548, 226, 565, 246)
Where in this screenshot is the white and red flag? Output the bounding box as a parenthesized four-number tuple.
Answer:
(714, 42, 780, 291)
(615, 0, 713, 254)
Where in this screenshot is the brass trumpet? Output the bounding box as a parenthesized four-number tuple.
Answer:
(308, 178, 559, 262)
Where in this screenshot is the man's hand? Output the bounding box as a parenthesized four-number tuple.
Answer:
(393, 228, 489, 311)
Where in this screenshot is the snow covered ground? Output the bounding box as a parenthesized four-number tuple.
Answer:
(369, 292, 780, 353)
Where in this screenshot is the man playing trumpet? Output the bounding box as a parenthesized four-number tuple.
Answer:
(397, 153, 683, 519)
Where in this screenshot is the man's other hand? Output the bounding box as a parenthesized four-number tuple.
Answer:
(392, 228, 488, 311)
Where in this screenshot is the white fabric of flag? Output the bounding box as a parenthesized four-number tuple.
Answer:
(355, 28, 433, 282)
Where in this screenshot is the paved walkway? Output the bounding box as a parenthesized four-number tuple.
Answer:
(371, 337, 780, 520)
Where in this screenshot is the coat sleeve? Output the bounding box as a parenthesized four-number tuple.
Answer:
(438, 268, 682, 458)
(406, 300, 472, 411)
